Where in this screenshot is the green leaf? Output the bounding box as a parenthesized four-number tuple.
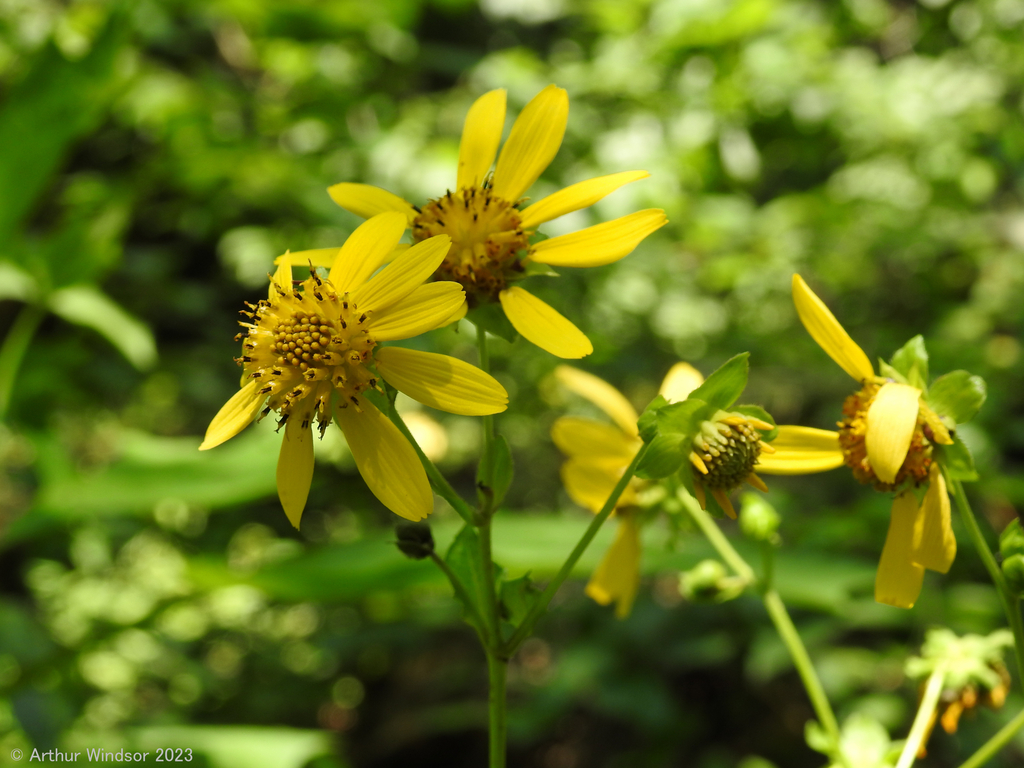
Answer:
(477, 435, 514, 509)
(889, 335, 928, 389)
(926, 370, 986, 425)
(638, 394, 669, 442)
(686, 353, 749, 412)
(47, 285, 157, 369)
(499, 573, 539, 630)
(734, 404, 778, 442)
(445, 525, 492, 631)
(635, 433, 685, 479)
(657, 398, 712, 439)
(520, 261, 559, 278)
(468, 303, 518, 343)
(876, 360, 907, 384)
(0, 261, 38, 302)
(935, 435, 977, 482)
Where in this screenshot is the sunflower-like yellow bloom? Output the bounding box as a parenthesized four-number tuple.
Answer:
(326, 86, 667, 359)
(757, 274, 956, 609)
(200, 212, 508, 527)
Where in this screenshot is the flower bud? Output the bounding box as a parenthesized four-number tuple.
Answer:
(395, 522, 434, 560)
(740, 493, 781, 543)
(999, 519, 1024, 559)
(1002, 554, 1024, 596)
(679, 559, 745, 603)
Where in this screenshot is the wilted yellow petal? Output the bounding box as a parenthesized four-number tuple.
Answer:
(659, 362, 704, 403)
(530, 209, 668, 268)
(755, 426, 845, 475)
(491, 85, 568, 203)
(199, 380, 265, 451)
(335, 397, 433, 521)
(586, 515, 641, 618)
(351, 234, 451, 314)
(327, 182, 418, 222)
(561, 457, 631, 513)
(276, 416, 315, 529)
(792, 274, 874, 383)
(866, 382, 921, 484)
(519, 170, 650, 229)
(328, 212, 408, 292)
(498, 287, 593, 359)
(369, 282, 466, 341)
(457, 89, 506, 190)
(912, 466, 956, 573)
(551, 416, 641, 460)
(375, 347, 508, 416)
(554, 366, 638, 435)
(875, 492, 926, 608)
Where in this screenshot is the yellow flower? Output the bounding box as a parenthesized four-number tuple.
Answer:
(326, 86, 667, 358)
(757, 274, 956, 609)
(200, 212, 509, 528)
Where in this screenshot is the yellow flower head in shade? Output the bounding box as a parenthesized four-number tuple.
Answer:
(327, 86, 668, 359)
(200, 212, 508, 528)
(757, 274, 975, 609)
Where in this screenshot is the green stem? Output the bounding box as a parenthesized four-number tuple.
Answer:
(947, 471, 1024, 680)
(504, 443, 649, 655)
(895, 666, 946, 768)
(430, 552, 490, 645)
(958, 707, 1024, 768)
(0, 303, 45, 421)
(682, 494, 842, 748)
(474, 326, 502, 644)
(487, 652, 508, 768)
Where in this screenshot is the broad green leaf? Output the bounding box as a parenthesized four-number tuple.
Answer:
(48, 285, 157, 369)
(734, 404, 778, 442)
(888, 335, 928, 390)
(686, 353, 749, 412)
(0, 261, 38, 302)
(468, 302, 518, 343)
(935, 435, 977, 482)
(638, 394, 669, 442)
(445, 525, 492, 631)
(635, 432, 685, 479)
(499, 573, 539, 631)
(477, 435, 514, 509)
(656, 398, 712, 439)
(926, 370, 986, 425)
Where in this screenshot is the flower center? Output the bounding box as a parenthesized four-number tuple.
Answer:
(838, 380, 932, 491)
(411, 186, 531, 305)
(236, 272, 379, 429)
(692, 413, 764, 491)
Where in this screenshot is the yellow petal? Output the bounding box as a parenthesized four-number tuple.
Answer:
(792, 274, 874, 383)
(374, 346, 508, 416)
(328, 211, 408, 293)
(875, 492, 926, 609)
(659, 362, 704, 403)
(498, 287, 593, 359)
(369, 282, 466, 341)
(912, 465, 956, 573)
(755, 426, 845, 475)
(351, 234, 451, 314)
(491, 85, 568, 203)
(335, 397, 433, 521)
(457, 89, 506, 190)
(269, 260, 293, 300)
(554, 365, 638, 435)
(444, 300, 468, 326)
(551, 416, 641, 460)
(866, 382, 921, 484)
(276, 416, 315, 529)
(585, 515, 641, 618)
(273, 248, 339, 269)
(519, 170, 651, 229)
(561, 457, 630, 513)
(530, 209, 668, 268)
(199, 380, 266, 451)
(327, 183, 418, 222)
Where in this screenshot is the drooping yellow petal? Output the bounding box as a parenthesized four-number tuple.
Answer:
(491, 85, 568, 203)
(498, 287, 593, 359)
(554, 365, 638, 435)
(444, 300, 468, 326)
(912, 466, 956, 573)
(519, 170, 651, 229)
(659, 362, 704, 404)
(875, 492, 926, 609)
(276, 415, 315, 529)
(374, 347, 508, 416)
(586, 515, 641, 618)
(269, 260, 293, 300)
(327, 183, 418, 222)
(530, 209, 668, 268)
(755, 426, 845, 475)
(551, 416, 641, 461)
(334, 397, 433, 521)
(866, 382, 921, 484)
(457, 89, 506, 190)
(561, 457, 632, 513)
(369, 282, 466, 341)
(328, 211, 408, 292)
(199, 380, 266, 451)
(273, 248, 339, 269)
(791, 274, 874, 383)
(351, 234, 451, 314)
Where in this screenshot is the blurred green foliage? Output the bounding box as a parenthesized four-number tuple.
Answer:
(1, 0, 1024, 766)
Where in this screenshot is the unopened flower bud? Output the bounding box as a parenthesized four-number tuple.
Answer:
(679, 559, 745, 603)
(395, 522, 434, 560)
(1002, 554, 1024, 596)
(999, 519, 1024, 559)
(740, 493, 781, 543)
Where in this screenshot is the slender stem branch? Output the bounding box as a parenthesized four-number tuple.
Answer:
(957, 706, 1024, 768)
(430, 552, 490, 645)
(474, 326, 502, 644)
(477, 324, 495, 462)
(487, 653, 508, 768)
(0, 303, 45, 421)
(504, 443, 649, 655)
(895, 666, 946, 768)
(947, 471, 1024, 680)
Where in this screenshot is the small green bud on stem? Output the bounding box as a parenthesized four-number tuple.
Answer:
(395, 522, 435, 560)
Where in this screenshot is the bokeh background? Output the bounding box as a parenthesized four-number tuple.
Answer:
(2, 0, 1024, 765)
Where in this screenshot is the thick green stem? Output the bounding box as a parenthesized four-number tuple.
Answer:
(474, 326, 502, 644)
(895, 666, 946, 768)
(487, 651, 508, 768)
(958, 706, 1024, 768)
(0, 303, 45, 421)
(504, 443, 649, 655)
(947, 471, 1024, 680)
